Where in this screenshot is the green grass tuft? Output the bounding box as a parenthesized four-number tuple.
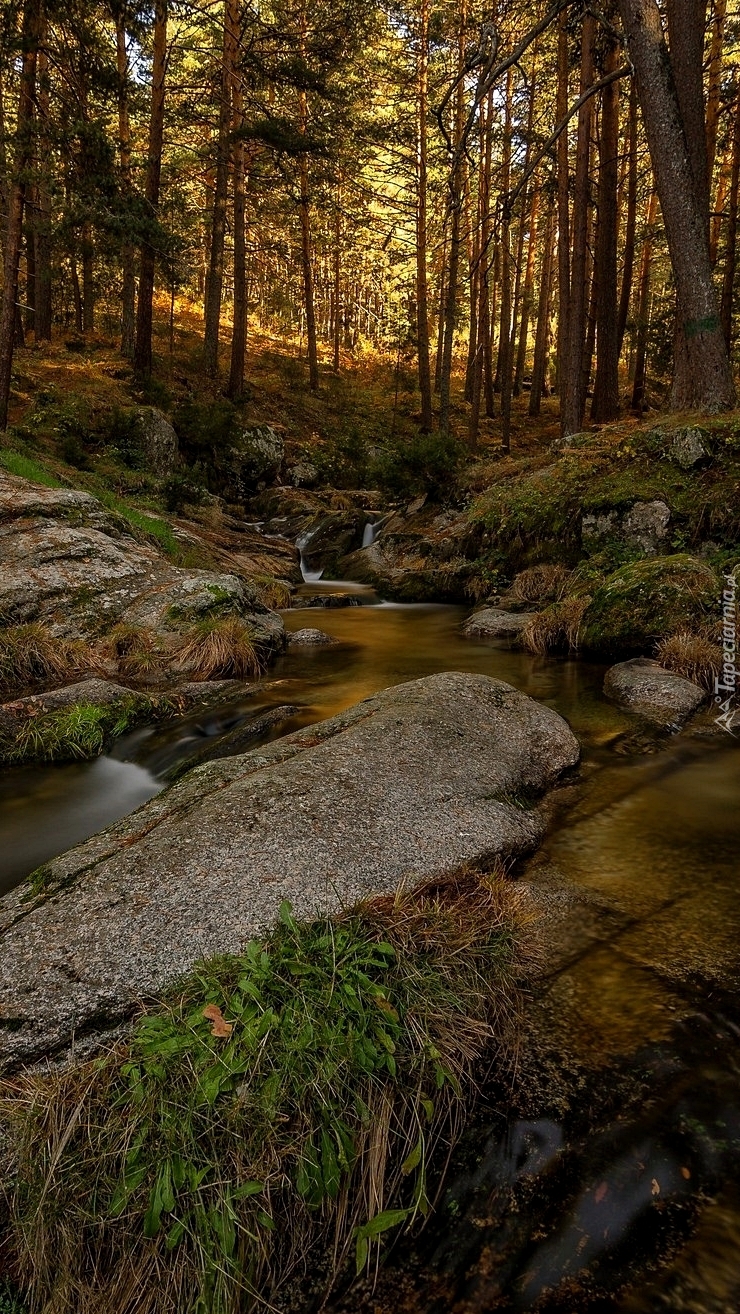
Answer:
(0, 450, 63, 487)
(1, 871, 527, 1314)
(0, 700, 142, 766)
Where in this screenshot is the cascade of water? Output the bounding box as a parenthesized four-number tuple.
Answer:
(362, 521, 379, 548)
(296, 527, 324, 582)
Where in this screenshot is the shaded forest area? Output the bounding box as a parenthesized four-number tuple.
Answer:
(1, 0, 739, 450)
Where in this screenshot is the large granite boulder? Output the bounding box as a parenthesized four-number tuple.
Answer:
(0, 472, 284, 652)
(0, 671, 579, 1068)
(604, 658, 708, 724)
(133, 407, 178, 476)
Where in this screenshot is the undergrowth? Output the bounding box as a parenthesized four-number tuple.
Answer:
(1, 871, 526, 1314)
(0, 624, 89, 695)
(0, 450, 63, 487)
(175, 617, 263, 680)
(0, 700, 143, 765)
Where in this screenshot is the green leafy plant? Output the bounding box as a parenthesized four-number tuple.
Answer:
(3, 871, 525, 1314)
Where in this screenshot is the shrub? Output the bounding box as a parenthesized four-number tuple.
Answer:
(580, 554, 719, 654)
(175, 617, 262, 680)
(1, 871, 525, 1314)
(370, 431, 465, 502)
(102, 409, 145, 470)
(522, 596, 589, 655)
(162, 468, 207, 514)
(174, 400, 238, 478)
(654, 631, 723, 690)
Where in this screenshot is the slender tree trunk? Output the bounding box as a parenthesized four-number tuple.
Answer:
(499, 69, 515, 451)
(0, 0, 41, 430)
(134, 0, 168, 378)
(705, 0, 727, 184)
(617, 74, 637, 355)
(592, 35, 621, 421)
(562, 15, 595, 435)
(469, 91, 493, 449)
(82, 221, 94, 333)
(711, 145, 731, 267)
(720, 88, 740, 348)
(555, 7, 570, 397)
(332, 193, 341, 373)
(529, 200, 555, 416)
(631, 190, 658, 409)
(24, 198, 35, 332)
(204, 0, 233, 377)
(416, 0, 433, 430)
(514, 183, 540, 393)
(34, 35, 52, 341)
(617, 0, 734, 409)
(433, 235, 446, 392)
(439, 0, 466, 433)
(116, 15, 135, 357)
(228, 0, 247, 398)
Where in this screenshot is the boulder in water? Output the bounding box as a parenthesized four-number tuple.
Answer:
(604, 658, 708, 724)
(0, 671, 579, 1068)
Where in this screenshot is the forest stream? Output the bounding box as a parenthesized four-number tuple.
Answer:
(2, 579, 740, 1310)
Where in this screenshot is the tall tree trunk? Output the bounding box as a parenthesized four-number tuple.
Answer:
(514, 183, 540, 394)
(134, 0, 168, 378)
(631, 190, 658, 409)
(705, 0, 727, 183)
(203, 0, 233, 377)
(555, 7, 570, 397)
(562, 15, 595, 436)
(82, 221, 94, 333)
(116, 14, 135, 358)
(415, 0, 433, 430)
(228, 0, 247, 398)
(616, 74, 637, 355)
(469, 91, 493, 449)
(0, 0, 41, 430)
(34, 34, 52, 341)
(720, 87, 740, 348)
(529, 200, 555, 416)
(617, 0, 734, 409)
(24, 198, 35, 332)
(498, 69, 514, 451)
(331, 193, 341, 372)
(592, 35, 621, 422)
(439, 0, 466, 433)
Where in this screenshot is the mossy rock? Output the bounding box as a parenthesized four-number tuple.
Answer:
(580, 554, 719, 654)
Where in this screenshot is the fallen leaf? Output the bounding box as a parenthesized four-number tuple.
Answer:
(651, 1178, 661, 1197)
(681, 1166, 691, 1180)
(594, 1181, 608, 1205)
(203, 1003, 233, 1037)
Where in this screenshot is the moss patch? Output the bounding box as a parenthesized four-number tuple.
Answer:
(2, 872, 525, 1314)
(581, 555, 719, 655)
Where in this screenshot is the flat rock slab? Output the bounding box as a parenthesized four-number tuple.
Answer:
(463, 608, 530, 640)
(0, 671, 579, 1068)
(604, 658, 708, 723)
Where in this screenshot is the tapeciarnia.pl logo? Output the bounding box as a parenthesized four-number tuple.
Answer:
(714, 567, 738, 735)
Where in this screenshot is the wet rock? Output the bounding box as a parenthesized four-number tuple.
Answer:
(0, 671, 580, 1068)
(299, 593, 363, 608)
(133, 407, 178, 476)
(168, 704, 301, 778)
(669, 427, 710, 470)
(463, 609, 530, 641)
(604, 658, 708, 724)
(287, 628, 338, 645)
(233, 425, 284, 490)
(0, 471, 285, 655)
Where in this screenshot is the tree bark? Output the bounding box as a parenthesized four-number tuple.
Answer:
(529, 199, 555, 416)
(720, 88, 740, 348)
(616, 0, 734, 409)
(228, 0, 247, 398)
(415, 0, 433, 430)
(204, 0, 234, 378)
(0, 0, 41, 431)
(555, 7, 570, 397)
(34, 33, 52, 341)
(134, 0, 168, 378)
(116, 14, 136, 358)
(561, 15, 595, 435)
(631, 190, 658, 409)
(592, 35, 621, 422)
(439, 0, 466, 433)
(616, 74, 637, 355)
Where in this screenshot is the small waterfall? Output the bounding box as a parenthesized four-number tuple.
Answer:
(362, 521, 380, 548)
(296, 527, 324, 583)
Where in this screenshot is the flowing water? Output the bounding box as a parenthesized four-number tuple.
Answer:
(1, 579, 739, 1308)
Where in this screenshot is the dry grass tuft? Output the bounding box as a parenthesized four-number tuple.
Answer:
(654, 630, 723, 690)
(510, 564, 572, 603)
(98, 624, 167, 680)
(174, 617, 263, 680)
(252, 575, 294, 611)
(1, 869, 528, 1314)
(522, 596, 589, 655)
(0, 624, 91, 695)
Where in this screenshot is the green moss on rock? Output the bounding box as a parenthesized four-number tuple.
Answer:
(580, 554, 719, 654)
